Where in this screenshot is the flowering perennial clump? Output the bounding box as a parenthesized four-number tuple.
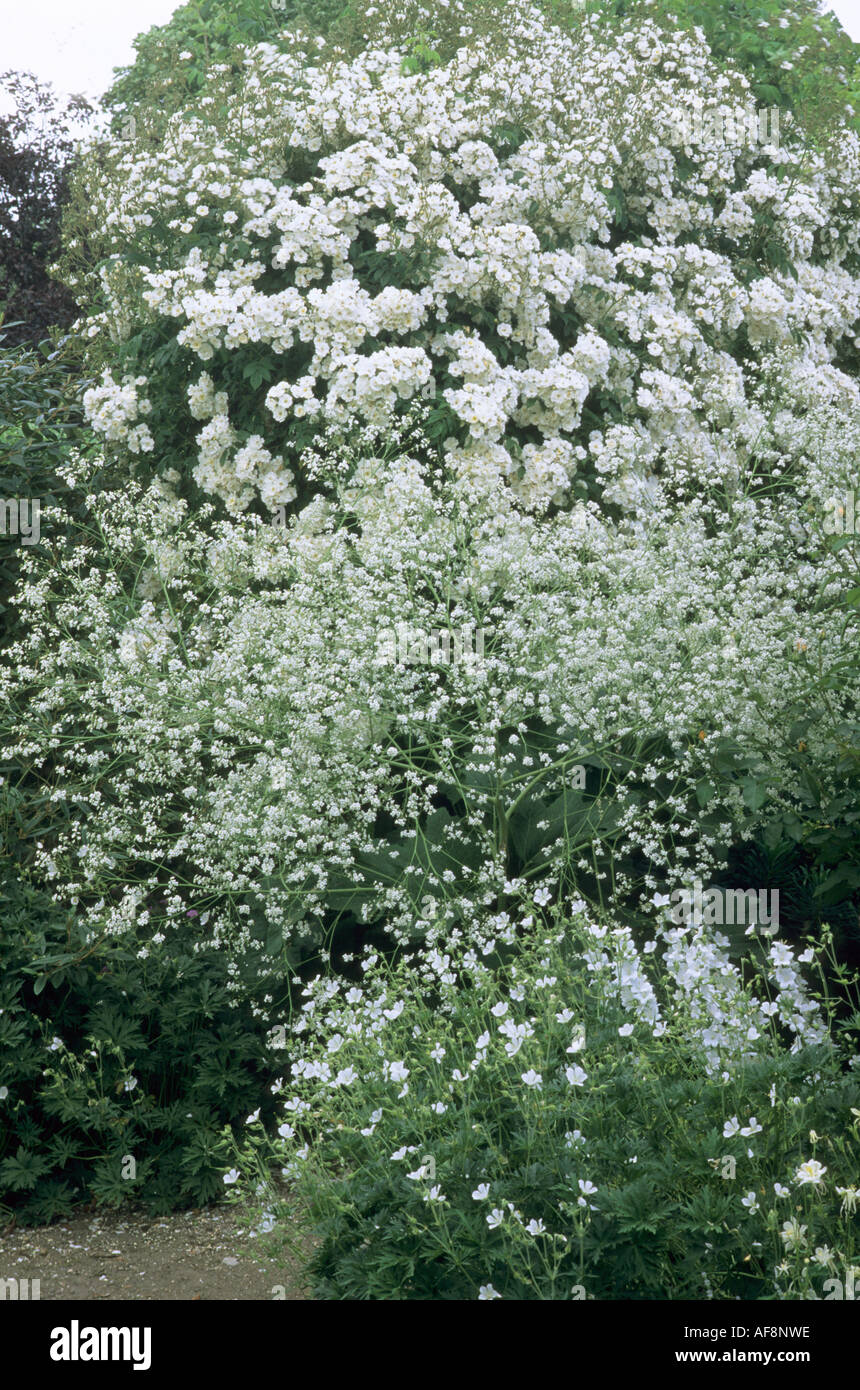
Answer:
(228, 910, 860, 1300)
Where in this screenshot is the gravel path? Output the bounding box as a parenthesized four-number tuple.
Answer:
(0, 1203, 311, 1301)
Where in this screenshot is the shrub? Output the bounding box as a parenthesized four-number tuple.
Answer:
(0, 72, 92, 347)
(59, 0, 860, 522)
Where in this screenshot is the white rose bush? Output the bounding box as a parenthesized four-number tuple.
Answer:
(2, 0, 859, 1296)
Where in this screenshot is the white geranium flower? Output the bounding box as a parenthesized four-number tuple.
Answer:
(794, 1159, 827, 1187)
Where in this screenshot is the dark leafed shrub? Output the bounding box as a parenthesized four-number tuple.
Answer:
(0, 72, 93, 347)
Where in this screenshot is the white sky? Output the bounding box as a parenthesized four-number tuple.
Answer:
(826, 0, 860, 38)
(1, 0, 183, 104)
(0, 0, 859, 106)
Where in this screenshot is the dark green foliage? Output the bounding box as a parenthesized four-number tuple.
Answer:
(0, 867, 286, 1225)
(101, 0, 353, 143)
(0, 72, 92, 347)
(0, 330, 103, 643)
(726, 568, 860, 977)
(721, 838, 860, 968)
(579, 0, 860, 140)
